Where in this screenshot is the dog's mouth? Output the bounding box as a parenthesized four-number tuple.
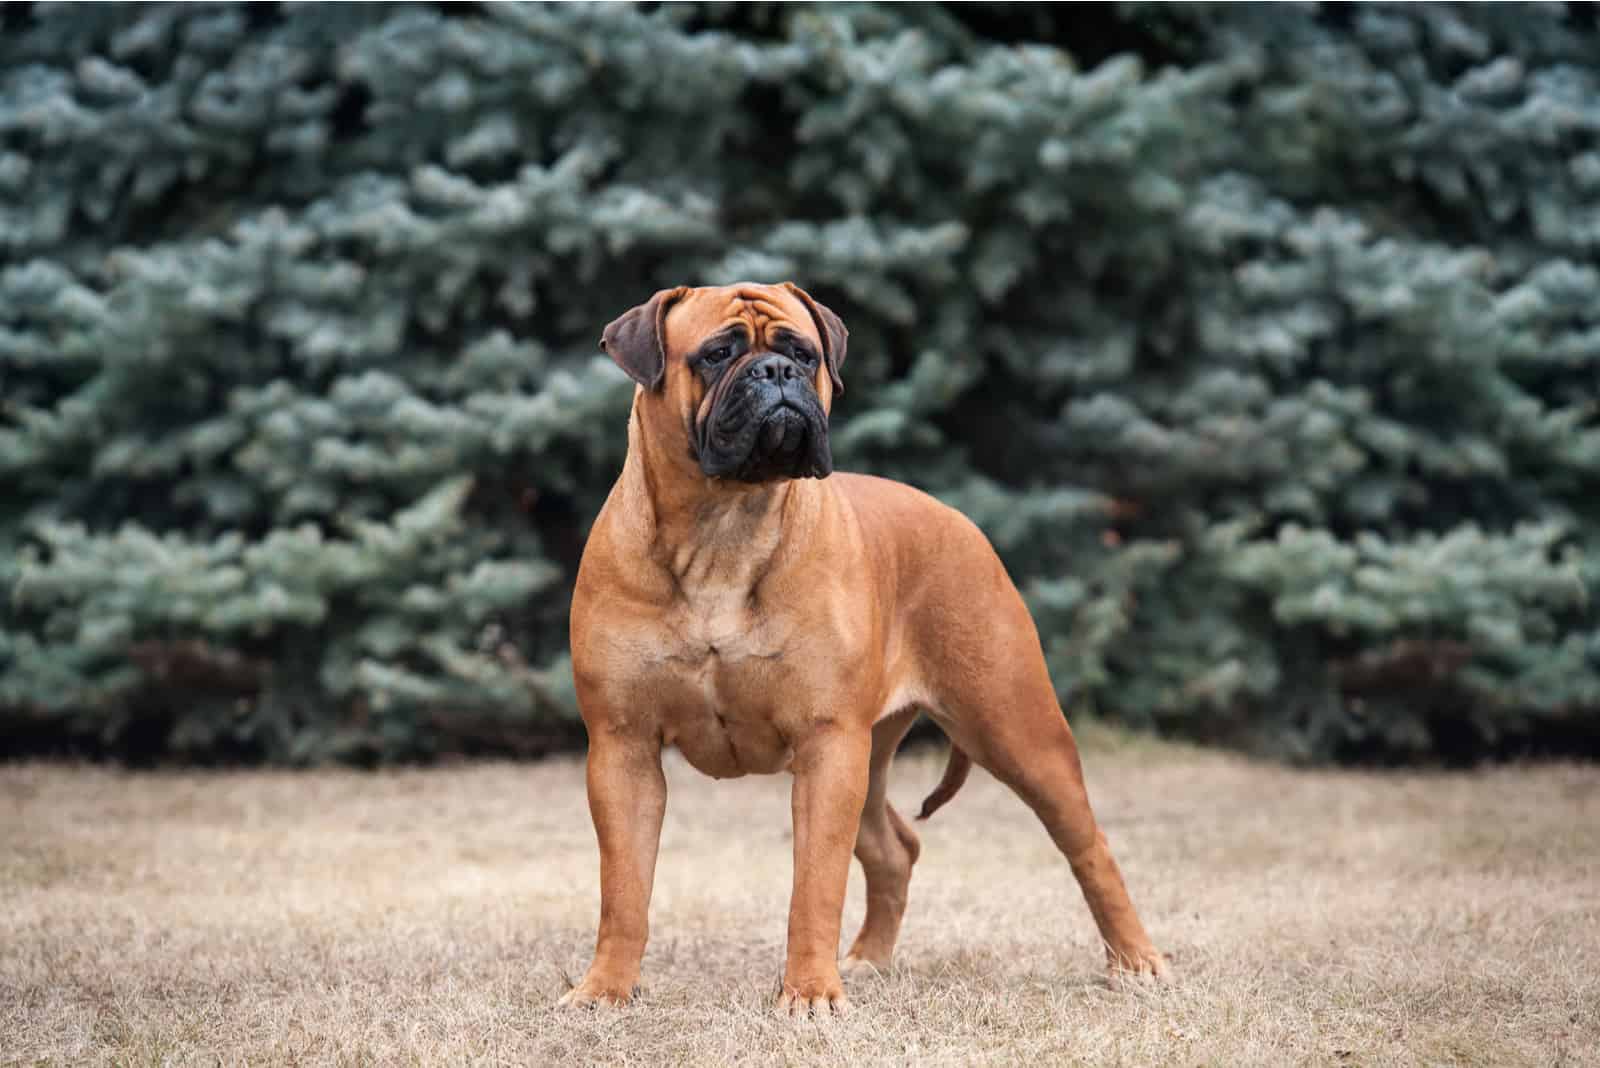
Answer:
(696, 375, 832, 484)
(758, 405, 808, 457)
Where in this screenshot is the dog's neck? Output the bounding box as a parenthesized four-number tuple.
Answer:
(621, 398, 814, 591)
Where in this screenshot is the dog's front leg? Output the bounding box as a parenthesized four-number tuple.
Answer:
(779, 724, 871, 1017)
(559, 730, 667, 1008)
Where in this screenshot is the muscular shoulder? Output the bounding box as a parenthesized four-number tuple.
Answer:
(830, 472, 985, 544)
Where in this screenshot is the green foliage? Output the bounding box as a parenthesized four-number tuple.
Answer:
(2, 2, 1596, 763)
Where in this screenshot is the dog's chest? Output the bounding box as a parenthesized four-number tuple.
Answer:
(647, 584, 795, 777)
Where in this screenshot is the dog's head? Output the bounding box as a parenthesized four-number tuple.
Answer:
(601, 282, 847, 483)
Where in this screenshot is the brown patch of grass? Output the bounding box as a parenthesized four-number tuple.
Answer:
(2, 730, 1597, 1065)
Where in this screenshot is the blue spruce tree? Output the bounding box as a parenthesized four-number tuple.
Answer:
(2, 3, 1595, 762)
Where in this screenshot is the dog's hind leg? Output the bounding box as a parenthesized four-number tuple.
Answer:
(916, 557, 1168, 983)
(841, 707, 921, 975)
(948, 666, 1167, 981)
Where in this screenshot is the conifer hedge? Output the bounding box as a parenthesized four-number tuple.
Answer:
(3, 3, 1597, 763)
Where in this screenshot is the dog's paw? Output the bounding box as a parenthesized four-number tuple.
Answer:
(1106, 944, 1171, 988)
(557, 975, 639, 1010)
(777, 975, 850, 1019)
(839, 953, 889, 981)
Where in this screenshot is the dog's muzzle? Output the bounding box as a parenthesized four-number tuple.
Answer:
(696, 353, 833, 483)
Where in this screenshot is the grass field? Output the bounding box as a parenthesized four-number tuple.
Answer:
(3, 726, 1597, 1066)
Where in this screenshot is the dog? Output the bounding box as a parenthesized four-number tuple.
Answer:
(561, 282, 1166, 1016)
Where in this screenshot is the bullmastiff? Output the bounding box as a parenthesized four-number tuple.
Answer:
(562, 282, 1167, 1016)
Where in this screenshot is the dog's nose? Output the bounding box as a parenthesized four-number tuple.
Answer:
(747, 354, 802, 383)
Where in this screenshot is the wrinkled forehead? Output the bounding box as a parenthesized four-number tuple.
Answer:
(663, 284, 818, 355)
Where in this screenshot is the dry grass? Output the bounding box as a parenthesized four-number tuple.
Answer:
(2, 726, 1597, 1066)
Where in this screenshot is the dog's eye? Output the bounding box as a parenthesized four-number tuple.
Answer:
(706, 345, 734, 364)
(791, 343, 817, 365)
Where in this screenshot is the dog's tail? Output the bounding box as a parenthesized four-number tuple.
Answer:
(916, 744, 971, 820)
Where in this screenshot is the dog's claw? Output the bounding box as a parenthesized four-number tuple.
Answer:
(1107, 945, 1171, 989)
(556, 978, 637, 1010)
(777, 986, 850, 1020)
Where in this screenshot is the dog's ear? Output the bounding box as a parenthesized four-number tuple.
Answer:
(600, 287, 688, 391)
(782, 282, 848, 396)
